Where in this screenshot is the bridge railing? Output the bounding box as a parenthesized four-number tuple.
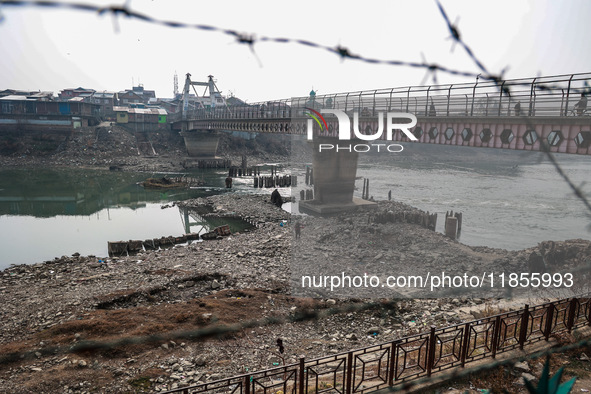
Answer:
(159, 294, 591, 394)
(177, 72, 590, 122)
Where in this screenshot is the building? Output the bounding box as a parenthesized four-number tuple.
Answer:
(0, 90, 54, 100)
(119, 85, 156, 105)
(131, 85, 156, 103)
(58, 87, 96, 100)
(113, 105, 168, 130)
(0, 95, 101, 132)
(118, 90, 144, 105)
(91, 91, 117, 120)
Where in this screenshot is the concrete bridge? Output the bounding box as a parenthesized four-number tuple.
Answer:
(172, 72, 591, 212)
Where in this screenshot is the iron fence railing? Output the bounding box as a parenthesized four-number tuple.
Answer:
(170, 72, 591, 123)
(160, 295, 591, 394)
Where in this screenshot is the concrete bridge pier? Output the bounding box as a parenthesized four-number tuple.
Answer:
(180, 130, 221, 157)
(299, 136, 377, 214)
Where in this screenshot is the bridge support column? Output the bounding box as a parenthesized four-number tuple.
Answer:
(180, 131, 220, 157)
(299, 137, 376, 214)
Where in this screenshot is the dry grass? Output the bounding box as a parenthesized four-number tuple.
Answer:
(0, 289, 322, 365)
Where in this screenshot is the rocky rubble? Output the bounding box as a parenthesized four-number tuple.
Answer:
(0, 125, 289, 172)
(0, 194, 590, 392)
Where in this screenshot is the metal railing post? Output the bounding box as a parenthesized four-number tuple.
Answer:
(567, 298, 578, 333)
(518, 305, 530, 350)
(245, 374, 251, 394)
(470, 79, 478, 116)
(345, 93, 350, 113)
(388, 340, 398, 386)
(564, 74, 574, 116)
(528, 78, 536, 116)
(298, 357, 305, 394)
(388, 88, 394, 111)
(346, 352, 353, 394)
(498, 81, 505, 117)
(358, 92, 362, 114)
(544, 303, 555, 340)
(425, 86, 431, 117)
(426, 326, 436, 377)
(560, 89, 565, 116)
(405, 87, 411, 113)
(460, 322, 470, 367)
(447, 84, 453, 116)
(491, 315, 501, 358)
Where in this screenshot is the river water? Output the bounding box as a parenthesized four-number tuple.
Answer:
(351, 144, 591, 251)
(1, 145, 590, 269)
(0, 166, 287, 269)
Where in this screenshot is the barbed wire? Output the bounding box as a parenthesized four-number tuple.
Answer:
(0, 0, 506, 84)
(1, 0, 589, 97)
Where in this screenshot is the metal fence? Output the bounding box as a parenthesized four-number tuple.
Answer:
(170, 72, 591, 123)
(160, 295, 591, 394)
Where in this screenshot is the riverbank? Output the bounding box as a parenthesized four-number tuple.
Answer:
(1, 193, 590, 392)
(0, 124, 290, 172)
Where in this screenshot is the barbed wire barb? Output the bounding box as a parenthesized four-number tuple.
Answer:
(435, 0, 490, 76)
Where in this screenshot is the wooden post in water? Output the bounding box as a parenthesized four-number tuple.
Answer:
(241, 155, 247, 174)
(445, 215, 458, 239)
(455, 212, 463, 233)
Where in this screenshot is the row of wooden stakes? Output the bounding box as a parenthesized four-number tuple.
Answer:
(253, 175, 295, 188)
(107, 233, 200, 257)
(372, 210, 438, 231)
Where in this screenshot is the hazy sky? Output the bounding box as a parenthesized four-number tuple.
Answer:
(1, 0, 590, 102)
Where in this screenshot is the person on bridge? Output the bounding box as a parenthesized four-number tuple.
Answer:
(514, 101, 521, 116)
(575, 93, 588, 116)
